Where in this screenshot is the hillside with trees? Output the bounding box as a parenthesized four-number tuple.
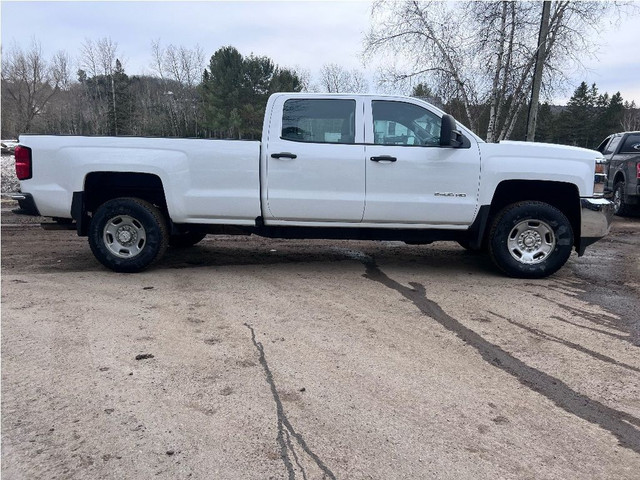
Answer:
(1, 41, 305, 140)
(2, 33, 639, 147)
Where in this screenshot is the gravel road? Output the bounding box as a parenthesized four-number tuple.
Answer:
(2, 202, 639, 479)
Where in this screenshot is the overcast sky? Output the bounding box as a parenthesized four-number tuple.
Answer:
(2, 1, 640, 104)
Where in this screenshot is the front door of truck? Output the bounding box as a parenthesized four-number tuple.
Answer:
(264, 97, 365, 222)
(363, 99, 480, 225)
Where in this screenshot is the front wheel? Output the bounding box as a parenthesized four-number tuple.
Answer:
(488, 201, 573, 279)
(88, 197, 169, 272)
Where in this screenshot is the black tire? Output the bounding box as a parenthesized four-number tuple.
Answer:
(88, 197, 169, 273)
(613, 181, 633, 217)
(488, 201, 573, 279)
(169, 232, 207, 248)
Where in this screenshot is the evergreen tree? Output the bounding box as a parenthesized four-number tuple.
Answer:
(269, 68, 302, 94)
(200, 46, 302, 139)
(599, 92, 624, 137)
(557, 82, 599, 147)
(108, 59, 134, 135)
(411, 83, 444, 108)
(200, 46, 245, 138)
(535, 102, 555, 143)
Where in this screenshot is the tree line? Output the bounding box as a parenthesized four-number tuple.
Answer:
(537, 82, 639, 148)
(2, 12, 639, 149)
(1, 39, 373, 141)
(412, 81, 639, 149)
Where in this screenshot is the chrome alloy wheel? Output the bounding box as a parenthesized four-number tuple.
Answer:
(506, 219, 556, 265)
(613, 186, 622, 213)
(103, 215, 147, 258)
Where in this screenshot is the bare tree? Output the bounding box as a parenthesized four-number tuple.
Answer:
(365, 0, 628, 141)
(1, 39, 71, 134)
(79, 37, 122, 133)
(150, 40, 205, 136)
(318, 63, 369, 93)
(292, 66, 313, 92)
(151, 40, 204, 88)
(80, 37, 120, 78)
(621, 101, 640, 132)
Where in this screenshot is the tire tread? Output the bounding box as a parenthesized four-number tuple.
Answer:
(88, 197, 169, 272)
(488, 200, 573, 279)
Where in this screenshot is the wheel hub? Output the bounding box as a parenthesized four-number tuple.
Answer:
(507, 220, 556, 265)
(613, 189, 621, 211)
(518, 230, 542, 250)
(103, 215, 147, 258)
(116, 226, 137, 246)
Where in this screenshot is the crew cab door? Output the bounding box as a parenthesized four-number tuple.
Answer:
(363, 99, 480, 225)
(264, 96, 365, 222)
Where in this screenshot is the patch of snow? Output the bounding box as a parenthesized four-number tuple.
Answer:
(1, 140, 17, 156)
(1, 154, 20, 193)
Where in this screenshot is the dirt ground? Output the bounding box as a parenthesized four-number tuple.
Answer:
(2, 200, 639, 479)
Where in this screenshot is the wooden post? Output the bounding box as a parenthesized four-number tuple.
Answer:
(526, 1, 551, 142)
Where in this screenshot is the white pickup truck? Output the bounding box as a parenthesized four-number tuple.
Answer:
(12, 93, 613, 277)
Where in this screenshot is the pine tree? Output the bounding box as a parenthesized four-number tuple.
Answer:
(108, 59, 133, 135)
(200, 46, 302, 139)
(557, 82, 598, 147)
(599, 92, 624, 137)
(200, 46, 245, 138)
(534, 102, 555, 143)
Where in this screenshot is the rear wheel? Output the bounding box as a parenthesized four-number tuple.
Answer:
(488, 201, 573, 278)
(88, 197, 168, 272)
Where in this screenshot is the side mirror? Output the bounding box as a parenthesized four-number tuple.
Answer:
(440, 114, 464, 148)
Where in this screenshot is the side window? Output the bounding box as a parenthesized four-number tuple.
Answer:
(619, 134, 640, 153)
(603, 135, 622, 155)
(281, 99, 356, 144)
(372, 101, 441, 146)
(596, 136, 612, 153)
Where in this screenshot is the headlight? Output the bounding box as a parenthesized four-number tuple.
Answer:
(593, 157, 607, 196)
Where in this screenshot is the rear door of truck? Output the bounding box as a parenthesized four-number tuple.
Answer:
(262, 95, 366, 223)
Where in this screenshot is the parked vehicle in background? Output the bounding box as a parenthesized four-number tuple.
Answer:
(11, 93, 613, 278)
(597, 131, 640, 216)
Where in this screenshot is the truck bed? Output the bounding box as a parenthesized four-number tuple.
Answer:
(18, 135, 262, 224)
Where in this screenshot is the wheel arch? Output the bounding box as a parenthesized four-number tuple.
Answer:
(73, 172, 169, 236)
(485, 180, 581, 249)
(613, 170, 626, 186)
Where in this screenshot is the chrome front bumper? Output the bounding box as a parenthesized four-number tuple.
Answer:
(578, 197, 614, 255)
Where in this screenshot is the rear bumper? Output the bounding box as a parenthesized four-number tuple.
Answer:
(8, 192, 41, 216)
(577, 197, 614, 256)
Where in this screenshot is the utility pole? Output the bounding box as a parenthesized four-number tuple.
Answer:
(526, 0, 551, 142)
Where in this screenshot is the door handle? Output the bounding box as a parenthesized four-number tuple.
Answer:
(370, 155, 397, 163)
(271, 152, 297, 159)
